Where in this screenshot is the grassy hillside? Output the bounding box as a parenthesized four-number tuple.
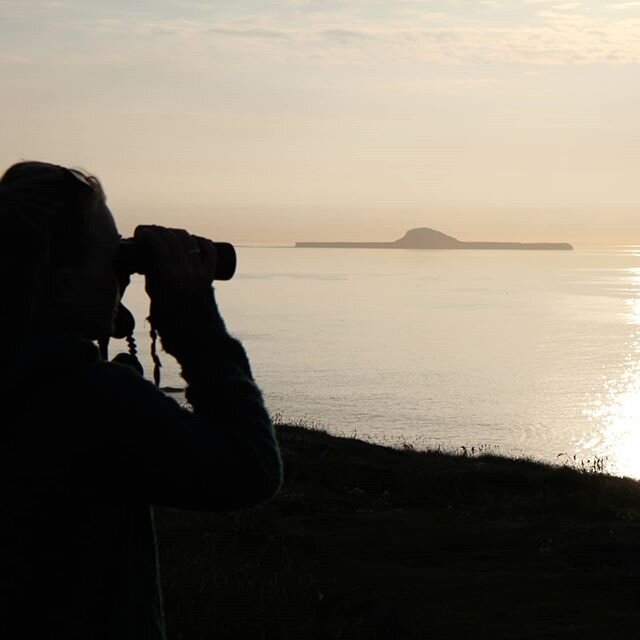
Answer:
(155, 424, 640, 639)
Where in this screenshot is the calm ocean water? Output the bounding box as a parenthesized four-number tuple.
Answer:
(116, 246, 640, 480)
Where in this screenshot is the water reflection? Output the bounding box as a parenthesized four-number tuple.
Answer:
(584, 371, 640, 478)
(583, 269, 640, 479)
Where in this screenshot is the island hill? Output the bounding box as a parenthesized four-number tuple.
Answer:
(296, 227, 573, 251)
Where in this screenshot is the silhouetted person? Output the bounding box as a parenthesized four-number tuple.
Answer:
(0, 161, 282, 638)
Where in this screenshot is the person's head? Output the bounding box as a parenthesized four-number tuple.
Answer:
(0, 161, 122, 344)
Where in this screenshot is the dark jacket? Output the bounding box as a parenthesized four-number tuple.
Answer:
(1, 287, 282, 639)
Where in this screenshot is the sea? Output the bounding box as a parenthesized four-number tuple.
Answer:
(115, 245, 640, 480)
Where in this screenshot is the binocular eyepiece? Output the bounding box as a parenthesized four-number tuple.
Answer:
(116, 238, 237, 281)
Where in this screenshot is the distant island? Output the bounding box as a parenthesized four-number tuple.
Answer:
(296, 227, 573, 251)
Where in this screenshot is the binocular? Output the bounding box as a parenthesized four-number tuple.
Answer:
(116, 238, 237, 281)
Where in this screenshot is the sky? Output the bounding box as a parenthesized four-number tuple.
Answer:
(1, 0, 639, 244)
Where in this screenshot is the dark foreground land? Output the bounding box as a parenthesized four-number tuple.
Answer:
(156, 424, 640, 639)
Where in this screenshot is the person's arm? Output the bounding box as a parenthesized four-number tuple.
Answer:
(89, 226, 282, 511)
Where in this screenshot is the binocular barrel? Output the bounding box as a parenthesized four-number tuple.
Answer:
(117, 238, 236, 281)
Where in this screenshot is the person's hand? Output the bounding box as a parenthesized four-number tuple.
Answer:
(133, 225, 218, 303)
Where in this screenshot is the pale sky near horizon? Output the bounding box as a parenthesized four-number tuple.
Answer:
(1, 0, 639, 244)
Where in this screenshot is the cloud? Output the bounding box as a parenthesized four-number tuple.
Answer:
(322, 28, 376, 42)
(207, 26, 292, 39)
(195, 17, 640, 66)
(606, 1, 640, 8)
(0, 53, 30, 63)
(3, 1, 640, 69)
(58, 15, 640, 66)
(184, 4, 640, 66)
(0, 0, 68, 15)
(551, 2, 582, 9)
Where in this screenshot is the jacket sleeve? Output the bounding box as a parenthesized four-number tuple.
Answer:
(86, 286, 282, 512)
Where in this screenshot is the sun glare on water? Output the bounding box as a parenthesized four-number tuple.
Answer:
(583, 268, 640, 480)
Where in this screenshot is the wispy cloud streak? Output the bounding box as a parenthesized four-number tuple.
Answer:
(196, 16, 640, 65)
(2, 1, 640, 66)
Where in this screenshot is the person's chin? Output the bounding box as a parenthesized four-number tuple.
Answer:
(81, 323, 112, 342)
